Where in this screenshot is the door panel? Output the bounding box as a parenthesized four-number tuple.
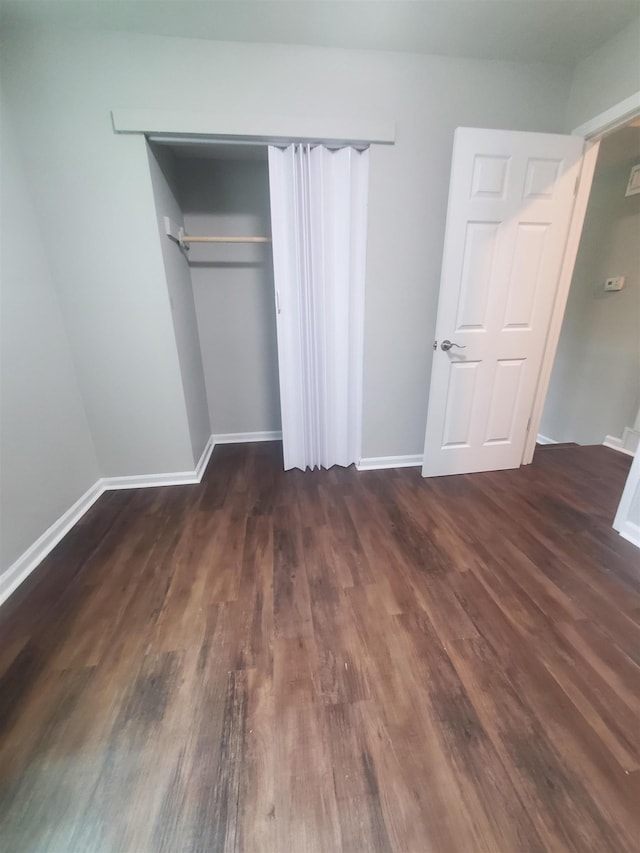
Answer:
(484, 359, 525, 445)
(456, 222, 498, 330)
(422, 128, 584, 477)
(503, 224, 548, 328)
(442, 361, 480, 448)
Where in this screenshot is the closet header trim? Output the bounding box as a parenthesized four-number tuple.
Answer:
(111, 109, 395, 146)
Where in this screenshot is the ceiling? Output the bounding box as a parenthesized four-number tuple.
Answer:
(1, 1, 639, 67)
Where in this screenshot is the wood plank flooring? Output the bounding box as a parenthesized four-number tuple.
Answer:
(1, 442, 639, 852)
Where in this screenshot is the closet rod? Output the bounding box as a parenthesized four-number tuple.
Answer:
(177, 227, 271, 250)
(182, 236, 271, 243)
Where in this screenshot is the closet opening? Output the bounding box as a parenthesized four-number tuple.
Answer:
(146, 135, 371, 473)
(147, 138, 283, 465)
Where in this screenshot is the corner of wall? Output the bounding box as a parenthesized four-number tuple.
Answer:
(145, 140, 211, 466)
(566, 15, 640, 131)
(0, 88, 101, 575)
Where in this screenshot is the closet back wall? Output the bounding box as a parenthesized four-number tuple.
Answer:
(177, 155, 281, 437)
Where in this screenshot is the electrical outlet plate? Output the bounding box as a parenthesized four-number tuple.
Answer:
(604, 277, 625, 292)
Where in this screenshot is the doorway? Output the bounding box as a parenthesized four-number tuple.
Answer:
(146, 139, 282, 466)
(538, 120, 640, 455)
(145, 135, 370, 474)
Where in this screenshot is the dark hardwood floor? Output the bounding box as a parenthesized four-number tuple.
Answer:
(1, 442, 639, 852)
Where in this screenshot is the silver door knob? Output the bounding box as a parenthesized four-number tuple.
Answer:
(441, 339, 466, 351)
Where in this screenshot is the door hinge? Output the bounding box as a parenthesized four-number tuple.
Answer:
(574, 174, 580, 196)
(526, 417, 532, 432)
(433, 340, 437, 350)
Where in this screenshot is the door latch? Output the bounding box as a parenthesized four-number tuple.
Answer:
(441, 339, 466, 351)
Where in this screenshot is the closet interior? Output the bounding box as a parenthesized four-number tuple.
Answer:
(146, 139, 282, 462)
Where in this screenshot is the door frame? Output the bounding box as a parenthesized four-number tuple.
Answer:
(521, 91, 640, 465)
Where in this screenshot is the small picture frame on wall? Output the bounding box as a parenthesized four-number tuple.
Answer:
(625, 164, 640, 197)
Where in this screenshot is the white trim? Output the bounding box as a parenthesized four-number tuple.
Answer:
(614, 452, 640, 548)
(0, 482, 104, 607)
(111, 109, 395, 146)
(525, 95, 640, 466)
(101, 472, 200, 490)
(602, 436, 635, 457)
(522, 139, 601, 465)
(356, 454, 422, 471)
(618, 522, 640, 548)
(101, 434, 217, 490)
(536, 434, 559, 445)
(622, 426, 640, 454)
(572, 91, 640, 139)
(194, 434, 216, 479)
(212, 430, 282, 444)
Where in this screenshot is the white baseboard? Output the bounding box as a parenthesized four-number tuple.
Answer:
(356, 454, 422, 471)
(194, 434, 216, 479)
(536, 434, 558, 445)
(101, 472, 200, 490)
(0, 435, 218, 608)
(101, 435, 216, 491)
(212, 430, 282, 444)
(622, 427, 640, 454)
(603, 435, 635, 457)
(0, 481, 104, 607)
(618, 522, 640, 548)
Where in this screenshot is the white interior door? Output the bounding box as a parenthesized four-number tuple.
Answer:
(422, 127, 584, 477)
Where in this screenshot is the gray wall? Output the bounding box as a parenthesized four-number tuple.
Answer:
(0, 26, 573, 466)
(146, 143, 211, 462)
(177, 155, 281, 436)
(0, 97, 100, 576)
(541, 127, 640, 446)
(0, 29, 196, 478)
(566, 15, 640, 131)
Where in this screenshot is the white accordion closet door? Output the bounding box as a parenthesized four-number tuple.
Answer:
(268, 144, 369, 472)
